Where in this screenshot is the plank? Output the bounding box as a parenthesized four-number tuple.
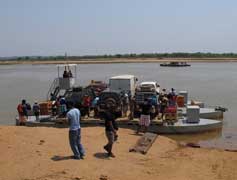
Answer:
(129, 132, 158, 154)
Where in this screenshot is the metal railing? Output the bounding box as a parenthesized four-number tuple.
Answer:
(47, 78, 59, 100)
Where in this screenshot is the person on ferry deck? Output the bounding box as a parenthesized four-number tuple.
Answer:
(68, 70, 73, 78)
(33, 101, 40, 122)
(17, 99, 27, 125)
(63, 67, 69, 78)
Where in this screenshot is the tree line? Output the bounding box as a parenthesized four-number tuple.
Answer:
(13, 52, 237, 61)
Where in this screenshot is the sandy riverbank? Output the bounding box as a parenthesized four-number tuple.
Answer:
(0, 126, 236, 180)
(1, 58, 237, 65)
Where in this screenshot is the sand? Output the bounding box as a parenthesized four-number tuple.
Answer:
(0, 126, 236, 180)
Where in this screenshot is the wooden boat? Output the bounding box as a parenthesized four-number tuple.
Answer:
(160, 62, 191, 67)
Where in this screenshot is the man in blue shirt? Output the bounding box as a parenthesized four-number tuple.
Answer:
(66, 101, 85, 160)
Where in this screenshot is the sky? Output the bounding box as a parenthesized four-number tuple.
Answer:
(0, 0, 237, 56)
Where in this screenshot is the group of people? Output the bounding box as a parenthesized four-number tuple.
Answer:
(51, 96, 68, 116)
(17, 100, 40, 125)
(17, 88, 177, 159)
(66, 100, 118, 159)
(159, 88, 177, 119)
(17, 97, 117, 159)
(137, 88, 177, 134)
(63, 66, 73, 78)
(50, 93, 99, 119)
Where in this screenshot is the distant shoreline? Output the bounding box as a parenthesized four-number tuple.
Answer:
(1, 57, 237, 65)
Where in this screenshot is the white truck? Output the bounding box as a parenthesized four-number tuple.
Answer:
(139, 81, 160, 94)
(135, 81, 160, 104)
(109, 75, 138, 97)
(133, 81, 160, 119)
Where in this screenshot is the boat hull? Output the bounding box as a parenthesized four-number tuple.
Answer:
(179, 107, 224, 119)
(16, 116, 222, 134)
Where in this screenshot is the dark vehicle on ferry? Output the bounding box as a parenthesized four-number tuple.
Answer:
(97, 91, 128, 118)
(64, 86, 96, 116)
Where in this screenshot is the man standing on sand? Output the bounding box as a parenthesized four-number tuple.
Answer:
(66, 101, 85, 160)
(103, 105, 118, 158)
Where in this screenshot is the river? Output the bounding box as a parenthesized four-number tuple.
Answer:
(0, 62, 237, 149)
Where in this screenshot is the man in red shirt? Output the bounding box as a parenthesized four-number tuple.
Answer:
(17, 99, 27, 125)
(82, 94, 91, 118)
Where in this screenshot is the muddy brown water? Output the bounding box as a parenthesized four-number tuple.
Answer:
(0, 62, 237, 149)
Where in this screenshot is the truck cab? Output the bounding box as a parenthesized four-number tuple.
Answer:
(139, 81, 160, 94)
(133, 81, 160, 119)
(135, 81, 160, 104)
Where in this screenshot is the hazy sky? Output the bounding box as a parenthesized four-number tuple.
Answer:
(1, 0, 237, 56)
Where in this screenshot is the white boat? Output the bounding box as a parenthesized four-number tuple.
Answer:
(179, 107, 224, 119)
(149, 118, 222, 134)
(16, 115, 222, 134)
(15, 115, 54, 126)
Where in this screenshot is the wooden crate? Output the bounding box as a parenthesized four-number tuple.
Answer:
(39, 101, 52, 115)
(176, 95, 185, 107)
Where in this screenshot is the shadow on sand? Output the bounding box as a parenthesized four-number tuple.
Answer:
(51, 155, 73, 161)
(94, 152, 110, 159)
(130, 132, 143, 136)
